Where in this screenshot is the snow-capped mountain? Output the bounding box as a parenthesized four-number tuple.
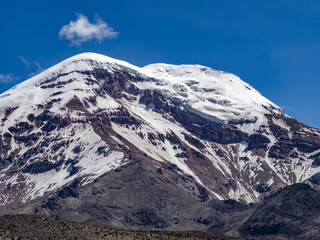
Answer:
(0, 52, 319, 210)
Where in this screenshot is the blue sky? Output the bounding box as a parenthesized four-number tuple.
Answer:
(0, 0, 319, 128)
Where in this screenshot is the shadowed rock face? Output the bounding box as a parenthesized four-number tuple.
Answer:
(0, 53, 320, 239)
(239, 184, 320, 239)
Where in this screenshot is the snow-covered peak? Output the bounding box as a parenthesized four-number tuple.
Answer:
(142, 63, 283, 123)
(0, 53, 143, 110)
(0, 52, 140, 95)
(0, 52, 283, 124)
(56, 52, 142, 72)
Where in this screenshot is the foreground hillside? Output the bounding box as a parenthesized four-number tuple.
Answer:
(0, 214, 263, 240)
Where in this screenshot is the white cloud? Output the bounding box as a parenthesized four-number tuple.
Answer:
(59, 13, 119, 46)
(0, 73, 19, 83)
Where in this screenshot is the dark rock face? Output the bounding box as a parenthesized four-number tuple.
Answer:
(22, 160, 63, 174)
(66, 96, 87, 112)
(246, 134, 270, 150)
(239, 184, 320, 239)
(312, 157, 320, 166)
(255, 183, 271, 193)
(109, 107, 141, 125)
(41, 197, 60, 211)
(8, 122, 34, 134)
(91, 68, 140, 98)
(208, 199, 250, 213)
(57, 185, 79, 199)
(124, 208, 169, 229)
(307, 172, 320, 185)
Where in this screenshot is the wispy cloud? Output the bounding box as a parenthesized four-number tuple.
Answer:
(29, 62, 44, 77)
(18, 56, 31, 68)
(0, 73, 19, 83)
(59, 13, 119, 46)
(19, 56, 44, 77)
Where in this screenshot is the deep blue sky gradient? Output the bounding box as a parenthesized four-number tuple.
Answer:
(0, 0, 319, 128)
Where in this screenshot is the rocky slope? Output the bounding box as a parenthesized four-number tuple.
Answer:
(0, 214, 263, 240)
(239, 183, 320, 238)
(0, 53, 320, 238)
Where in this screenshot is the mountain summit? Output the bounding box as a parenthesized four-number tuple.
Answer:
(0, 53, 319, 235)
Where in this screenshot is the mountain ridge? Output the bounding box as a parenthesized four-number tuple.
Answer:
(0, 53, 319, 238)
